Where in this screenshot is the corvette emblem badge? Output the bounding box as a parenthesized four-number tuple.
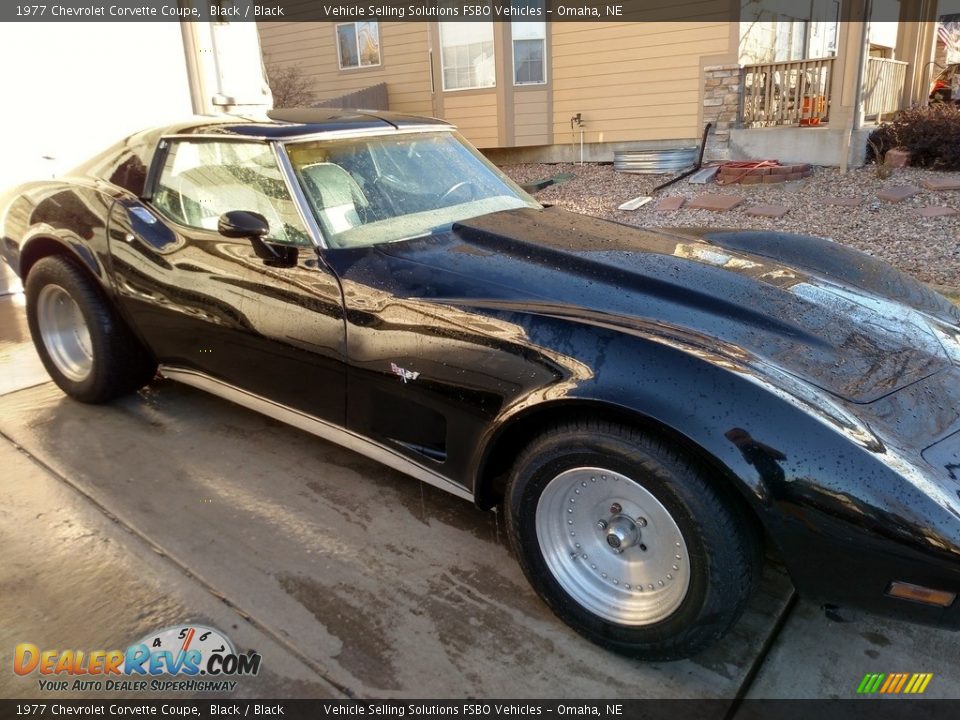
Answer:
(390, 362, 421, 383)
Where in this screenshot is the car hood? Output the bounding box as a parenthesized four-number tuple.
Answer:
(376, 207, 959, 404)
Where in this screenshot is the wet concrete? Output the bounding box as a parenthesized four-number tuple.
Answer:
(8, 288, 924, 701)
(0, 436, 339, 699)
(0, 377, 797, 698)
(744, 599, 960, 698)
(0, 294, 48, 395)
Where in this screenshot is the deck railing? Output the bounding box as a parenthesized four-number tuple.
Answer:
(740, 57, 835, 127)
(862, 57, 908, 120)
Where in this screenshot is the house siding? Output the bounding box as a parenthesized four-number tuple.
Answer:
(441, 91, 501, 148)
(551, 22, 732, 143)
(259, 20, 737, 152)
(257, 22, 433, 116)
(513, 88, 551, 147)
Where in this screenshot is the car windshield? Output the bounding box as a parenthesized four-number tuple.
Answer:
(285, 131, 540, 249)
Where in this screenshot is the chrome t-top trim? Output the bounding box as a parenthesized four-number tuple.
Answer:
(159, 366, 473, 502)
(276, 125, 455, 143)
(271, 141, 329, 250)
(161, 126, 456, 144)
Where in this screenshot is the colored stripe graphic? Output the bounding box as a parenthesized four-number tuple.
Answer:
(857, 673, 885, 694)
(894, 673, 909, 693)
(857, 672, 933, 694)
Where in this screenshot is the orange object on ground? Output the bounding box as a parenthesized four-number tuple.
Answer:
(800, 95, 826, 126)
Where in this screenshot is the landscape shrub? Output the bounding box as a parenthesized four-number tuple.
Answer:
(866, 104, 960, 170)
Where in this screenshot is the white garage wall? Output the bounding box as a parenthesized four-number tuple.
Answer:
(0, 22, 194, 193)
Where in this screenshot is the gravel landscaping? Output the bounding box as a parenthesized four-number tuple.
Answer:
(500, 162, 960, 292)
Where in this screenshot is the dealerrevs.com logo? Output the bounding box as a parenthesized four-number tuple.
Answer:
(14, 624, 262, 693)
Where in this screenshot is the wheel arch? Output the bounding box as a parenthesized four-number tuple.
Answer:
(473, 399, 767, 545)
(19, 234, 106, 290)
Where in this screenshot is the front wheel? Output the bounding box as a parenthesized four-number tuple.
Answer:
(505, 420, 761, 660)
(25, 255, 156, 403)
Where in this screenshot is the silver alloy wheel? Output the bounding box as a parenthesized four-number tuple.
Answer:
(536, 466, 690, 625)
(36, 284, 93, 382)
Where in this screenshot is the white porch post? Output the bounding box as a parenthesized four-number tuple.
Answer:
(896, 0, 940, 107)
(830, 1, 871, 170)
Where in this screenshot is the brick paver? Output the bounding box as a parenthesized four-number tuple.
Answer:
(687, 194, 745, 211)
(822, 196, 863, 207)
(653, 197, 686, 211)
(915, 206, 959, 218)
(745, 204, 790, 218)
(876, 185, 921, 203)
(919, 178, 960, 191)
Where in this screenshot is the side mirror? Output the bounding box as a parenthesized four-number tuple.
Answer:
(217, 210, 297, 268)
(218, 210, 270, 239)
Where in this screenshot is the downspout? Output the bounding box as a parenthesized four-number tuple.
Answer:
(842, 1, 871, 172)
(180, 22, 207, 115)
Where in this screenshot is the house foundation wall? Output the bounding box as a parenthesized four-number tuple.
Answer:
(485, 138, 701, 165)
(729, 127, 871, 167)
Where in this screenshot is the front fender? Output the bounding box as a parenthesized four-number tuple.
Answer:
(474, 313, 960, 624)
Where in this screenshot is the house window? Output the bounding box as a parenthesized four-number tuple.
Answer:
(775, 18, 808, 61)
(513, 19, 546, 85)
(439, 21, 495, 91)
(337, 22, 380, 70)
(512, 1, 546, 85)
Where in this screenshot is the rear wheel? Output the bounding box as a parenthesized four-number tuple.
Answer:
(26, 255, 156, 403)
(505, 420, 760, 660)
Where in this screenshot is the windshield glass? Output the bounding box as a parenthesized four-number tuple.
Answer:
(285, 131, 540, 249)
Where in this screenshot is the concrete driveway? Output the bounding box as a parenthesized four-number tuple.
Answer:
(1, 274, 958, 702)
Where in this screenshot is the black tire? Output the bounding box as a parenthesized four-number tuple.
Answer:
(505, 419, 761, 660)
(25, 255, 157, 403)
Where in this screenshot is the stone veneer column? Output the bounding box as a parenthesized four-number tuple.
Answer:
(702, 64, 742, 161)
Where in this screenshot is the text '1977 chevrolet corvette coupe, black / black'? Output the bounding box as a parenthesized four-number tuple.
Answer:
(3, 110, 960, 659)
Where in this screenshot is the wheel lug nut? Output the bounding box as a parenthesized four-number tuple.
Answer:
(610, 503, 622, 514)
(636, 517, 647, 527)
(596, 520, 607, 530)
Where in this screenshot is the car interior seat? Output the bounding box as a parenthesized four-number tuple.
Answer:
(169, 166, 294, 241)
(298, 162, 370, 238)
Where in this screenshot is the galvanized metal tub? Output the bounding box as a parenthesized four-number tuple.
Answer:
(613, 147, 698, 174)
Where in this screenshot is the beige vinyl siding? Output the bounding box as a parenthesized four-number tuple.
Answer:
(551, 22, 732, 143)
(259, 20, 738, 153)
(440, 92, 500, 147)
(257, 22, 433, 115)
(513, 89, 550, 147)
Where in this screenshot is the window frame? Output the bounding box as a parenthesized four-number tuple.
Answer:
(511, 21, 547, 86)
(335, 21, 382, 71)
(143, 137, 313, 247)
(438, 21, 497, 92)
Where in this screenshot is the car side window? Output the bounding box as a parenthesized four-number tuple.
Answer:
(151, 140, 311, 246)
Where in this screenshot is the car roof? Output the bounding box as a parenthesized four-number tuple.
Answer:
(163, 109, 452, 140)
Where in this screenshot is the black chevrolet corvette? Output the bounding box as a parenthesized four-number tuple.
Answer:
(3, 110, 960, 659)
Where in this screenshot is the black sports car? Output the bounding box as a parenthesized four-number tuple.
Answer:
(3, 110, 960, 660)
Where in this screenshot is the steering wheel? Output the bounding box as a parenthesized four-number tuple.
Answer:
(371, 173, 405, 214)
(439, 180, 478, 204)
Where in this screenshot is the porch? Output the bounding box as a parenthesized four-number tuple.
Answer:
(739, 55, 909, 128)
(702, 0, 942, 167)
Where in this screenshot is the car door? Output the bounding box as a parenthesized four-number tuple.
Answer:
(275, 130, 552, 491)
(108, 137, 346, 425)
